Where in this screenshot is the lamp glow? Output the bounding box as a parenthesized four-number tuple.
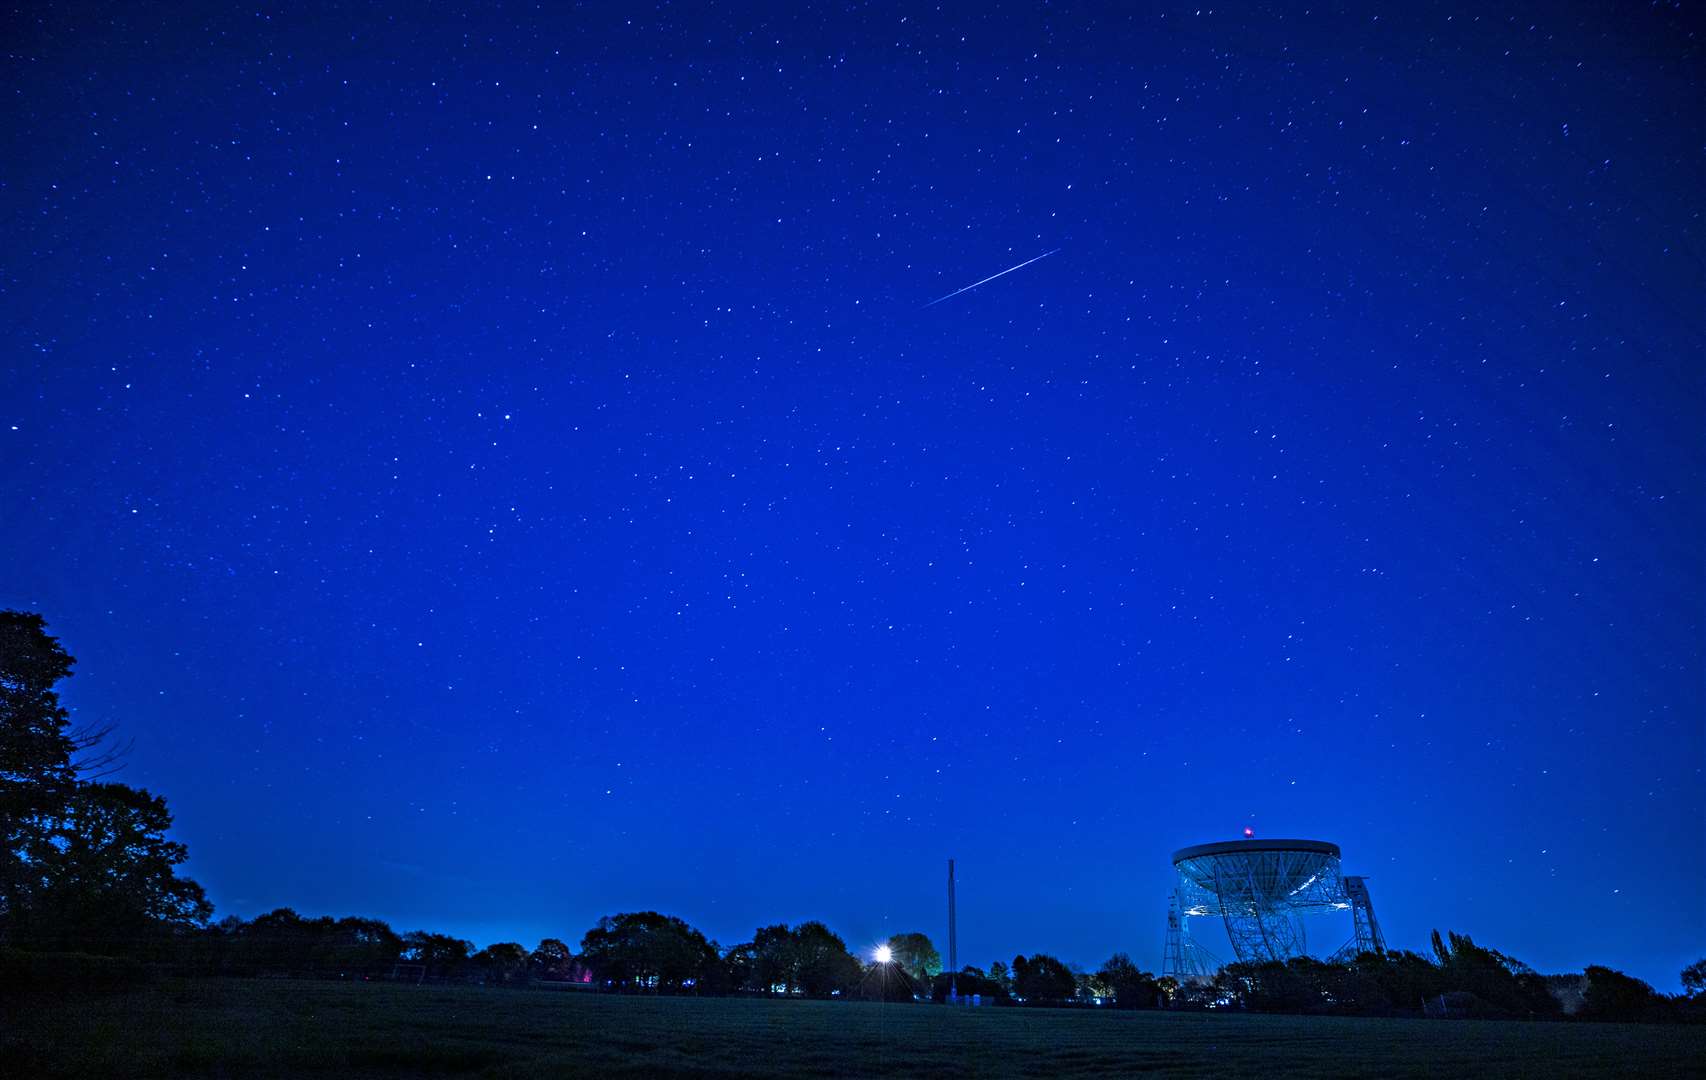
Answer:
(873, 944, 892, 964)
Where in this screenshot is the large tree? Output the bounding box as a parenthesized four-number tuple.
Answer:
(886, 931, 941, 983)
(721, 940, 759, 992)
(1428, 930, 1560, 1019)
(530, 937, 575, 980)
(10, 782, 211, 952)
(749, 923, 797, 993)
(1579, 966, 1667, 1022)
(325, 916, 404, 976)
(402, 930, 474, 979)
(471, 941, 531, 985)
(1012, 953, 1077, 1004)
(1096, 952, 1162, 1009)
(0, 611, 78, 928)
(1, 612, 208, 952)
(791, 921, 862, 997)
(579, 911, 718, 992)
(727, 921, 862, 997)
(0, 611, 77, 795)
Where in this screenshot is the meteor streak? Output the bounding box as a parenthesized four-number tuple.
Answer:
(922, 247, 1060, 308)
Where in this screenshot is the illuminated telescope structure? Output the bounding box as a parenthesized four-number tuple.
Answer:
(1162, 837, 1385, 980)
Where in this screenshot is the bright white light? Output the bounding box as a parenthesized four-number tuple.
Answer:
(874, 945, 893, 964)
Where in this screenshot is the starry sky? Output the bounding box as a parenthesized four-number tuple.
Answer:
(3, 3, 1701, 988)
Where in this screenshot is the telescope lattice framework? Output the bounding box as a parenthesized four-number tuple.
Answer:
(1162, 838, 1385, 980)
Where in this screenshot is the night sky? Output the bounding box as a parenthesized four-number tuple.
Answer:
(3, 3, 1701, 989)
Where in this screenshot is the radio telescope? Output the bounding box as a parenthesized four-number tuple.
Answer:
(1162, 837, 1385, 980)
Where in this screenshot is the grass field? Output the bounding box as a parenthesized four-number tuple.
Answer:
(5, 978, 1702, 1078)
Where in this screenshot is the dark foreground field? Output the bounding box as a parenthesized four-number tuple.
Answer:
(5, 978, 1702, 1079)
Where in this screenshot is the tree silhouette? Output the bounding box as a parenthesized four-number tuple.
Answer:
(1, 611, 78, 931)
(1096, 952, 1161, 1009)
(1580, 966, 1665, 1022)
(1682, 958, 1706, 999)
(885, 931, 941, 983)
(1011, 953, 1077, 1004)
(471, 942, 530, 985)
(749, 923, 796, 993)
(11, 782, 210, 953)
(725, 921, 861, 997)
(402, 930, 473, 979)
(721, 940, 759, 991)
(790, 921, 862, 997)
(579, 911, 718, 992)
(529, 937, 575, 980)
(1, 612, 207, 953)
(1427, 930, 1560, 1018)
(216, 909, 401, 976)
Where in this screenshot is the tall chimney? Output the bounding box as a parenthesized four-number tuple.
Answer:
(947, 857, 958, 995)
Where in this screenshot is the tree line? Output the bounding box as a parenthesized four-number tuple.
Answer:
(1199, 933, 1705, 1024)
(161, 905, 1155, 1008)
(3, 610, 1702, 1022)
